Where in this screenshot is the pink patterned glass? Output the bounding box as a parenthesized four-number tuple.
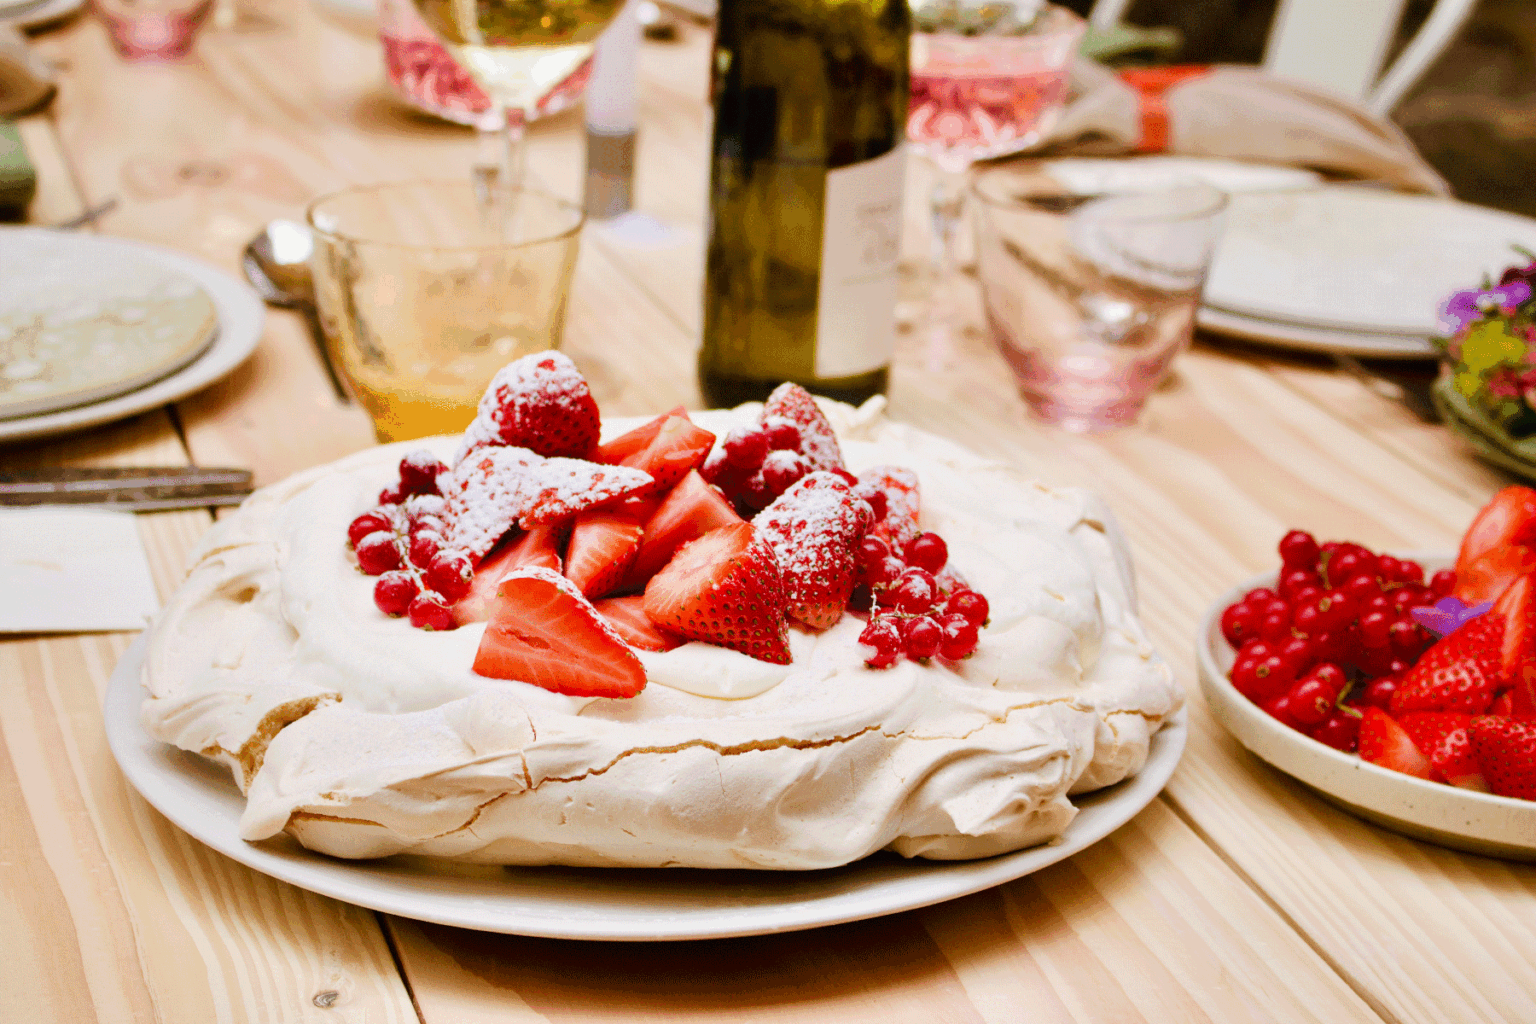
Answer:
(375, 0, 591, 130)
(93, 0, 213, 61)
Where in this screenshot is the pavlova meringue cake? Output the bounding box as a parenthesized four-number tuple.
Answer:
(141, 352, 1180, 869)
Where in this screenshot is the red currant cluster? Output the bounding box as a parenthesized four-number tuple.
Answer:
(1221, 530, 1455, 752)
(347, 452, 472, 631)
(854, 530, 990, 668)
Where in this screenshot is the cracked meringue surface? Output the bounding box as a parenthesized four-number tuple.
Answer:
(141, 400, 1181, 868)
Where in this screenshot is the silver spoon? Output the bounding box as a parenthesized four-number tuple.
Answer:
(241, 220, 350, 403)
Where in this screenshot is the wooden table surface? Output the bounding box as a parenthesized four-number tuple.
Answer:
(5, 5, 1534, 1022)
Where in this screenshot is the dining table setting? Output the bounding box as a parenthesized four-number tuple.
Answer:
(6, 0, 1536, 1021)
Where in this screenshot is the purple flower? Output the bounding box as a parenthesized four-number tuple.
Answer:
(1439, 279, 1533, 335)
(1410, 596, 1493, 639)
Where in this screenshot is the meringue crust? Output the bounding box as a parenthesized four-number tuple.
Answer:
(141, 402, 1181, 869)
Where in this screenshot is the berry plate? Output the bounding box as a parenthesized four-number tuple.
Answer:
(1197, 556, 1536, 861)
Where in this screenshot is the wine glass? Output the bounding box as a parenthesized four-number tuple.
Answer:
(410, 0, 626, 215)
(906, 1, 1084, 361)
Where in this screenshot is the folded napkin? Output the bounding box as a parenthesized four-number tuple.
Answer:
(1033, 59, 1449, 196)
(0, 25, 53, 119)
(0, 508, 160, 633)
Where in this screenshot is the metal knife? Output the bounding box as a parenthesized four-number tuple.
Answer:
(0, 466, 254, 511)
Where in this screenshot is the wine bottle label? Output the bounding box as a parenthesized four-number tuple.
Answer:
(814, 147, 906, 379)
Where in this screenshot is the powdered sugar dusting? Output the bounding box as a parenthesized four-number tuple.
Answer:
(454, 351, 599, 464)
(860, 466, 920, 549)
(498, 565, 634, 651)
(753, 472, 873, 628)
(763, 383, 844, 472)
(441, 446, 652, 560)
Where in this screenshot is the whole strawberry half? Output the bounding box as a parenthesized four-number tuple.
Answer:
(858, 465, 920, 551)
(450, 524, 566, 626)
(565, 508, 645, 599)
(1397, 712, 1487, 790)
(1358, 707, 1438, 781)
(473, 566, 647, 698)
(592, 594, 682, 652)
(643, 522, 791, 664)
(1469, 715, 1536, 800)
(754, 471, 874, 630)
(457, 351, 602, 462)
(1391, 613, 1504, 715)
(762, 383, 845, 473)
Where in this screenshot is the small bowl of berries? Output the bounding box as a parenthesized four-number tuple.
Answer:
(1197, 489, 1536, 860)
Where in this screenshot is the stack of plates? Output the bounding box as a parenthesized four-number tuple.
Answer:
(0, 229, 264, 443)
(1199, 187, 1536, 359)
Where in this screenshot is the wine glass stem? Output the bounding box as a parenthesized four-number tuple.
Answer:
(474, 102, 530, 237)
(925, 168, 967, 366)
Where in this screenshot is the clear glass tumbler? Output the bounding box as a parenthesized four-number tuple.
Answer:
(971, 169, 1227, 432)
(308, 180, 585, 443)
(93, 0, 214, 60)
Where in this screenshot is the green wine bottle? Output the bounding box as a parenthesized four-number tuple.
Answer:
(699, 0, 911, 408)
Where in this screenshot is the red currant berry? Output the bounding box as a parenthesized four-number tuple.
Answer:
(408, 590, 456, 631)
(1262, 597, 1291, 618)
(1245, 587, 1278, 604)
(409, 511, 446, 535)
(1397, 559, 1426, 585)
(1388, 619, 1425, 657)
(1327, 550, 1368, 586)
(1363, 593, 1393, 613)
(1292, 601, 1323, 636)
(356, 531, 402, 575)
(1278, 530, 1320, 570)
(701, 448, 747, 490)
(373, 570, 419, 616)
(945, 589, 989, 626)
(1375, 554, 1402, 583)
(1391, 586, 1429, 613)
(1291, 585, 1324, 609)
(859, 535, 891, 571)
(938, 614, 980, 660)
(904, 532, 949, 574)
(1280, 569, 1322, 601)
(1429, 569, 1457, 598)
(762, 417, 802, 453)
(348, 511, 391, 546)
(858, 616, 904, 668)
(1222, 602, 1260, 646)
(890, 568, 939, 614)
(1230, 657, 1265, 701)
(1321, 541, 1342, 557)
(1318, 590, 1357, 632)
(1359, 609, 1393, 648)
(1387, 658, 1410, 676)
(1312, 711, 1361, 752)
(1278, 635, 1316, 673)
(1263, 693, 1300, 728)
(761, 450, 809, 496)
(409, 530, 443, 568)
(1341, 574, 1380, 602)
(398, 451, 447, 496)
(1259, 612, 1291, 643)
(721, 427, 771, 472)
(378, 485, 407, 506)
(1241, 639, 1275, 662)
(903, 616, 943, 660)
(852, 482, 888, 521)
(1288, 678, 1335, 727)
(425, 550, 474, 603)
(868, 555, 906, 589)
(1361, 676, 1397, 710)
(1308, 662, 1348, 690)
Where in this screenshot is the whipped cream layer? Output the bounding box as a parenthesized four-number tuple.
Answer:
(141, 401, 1180, 868)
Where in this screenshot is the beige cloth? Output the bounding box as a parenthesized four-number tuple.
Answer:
(1032, 59, 1450, 196)
(0, 26, 54, 118)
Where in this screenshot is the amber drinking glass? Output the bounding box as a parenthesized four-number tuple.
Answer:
(308, 180, 584, 443)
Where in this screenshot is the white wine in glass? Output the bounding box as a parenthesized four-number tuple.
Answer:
(413, 0, 625, 202)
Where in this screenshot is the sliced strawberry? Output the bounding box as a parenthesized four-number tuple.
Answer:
(626, 470, 744, 587)
(753, 471, 874, 630)
(440, 446, 651, 560)
(1458, 548, 1536, 606)
(1398, 712, 1487, 790)
(643, 522, 791, 664)
(859, 465, 920, 550)
(451, 525, 565, 625)
(614, 415, 716, 498)
(595, 406, 689, 465)
(1491, 690, 1516, 716)
(1469, 715, 1536, 799)
(473, 566, 646, 698)
(1390, 613, 1505, 715)
(592, 594, 682, 652)
(565, 510, 645, 598)
(456, 352, 602, 462)
(1358, 707, 1438, 781)
(762, 383, 844, 473)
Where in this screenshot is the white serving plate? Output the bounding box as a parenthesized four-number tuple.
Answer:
(1196, 305, 1437, 359)
(0, 230, 264, 444)
(1203, 187, 1536, 339)
(1197, 556, 1536, 860)
(106, 633, 1187, 941)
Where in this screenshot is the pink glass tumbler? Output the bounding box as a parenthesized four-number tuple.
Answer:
(93, 0, 213, 61)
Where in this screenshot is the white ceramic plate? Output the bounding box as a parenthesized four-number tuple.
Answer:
(1204, 187, 1536, 338)
(1197, 557, 1536, 860)
(1196, 304, 1437, 359)
(106, 634, 1187, 941)
(0, 230, 263, 444)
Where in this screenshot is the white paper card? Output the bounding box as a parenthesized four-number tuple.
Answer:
(0, 507, 160, 633)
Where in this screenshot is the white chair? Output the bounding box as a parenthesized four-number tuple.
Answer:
(1086, 0, 1479, 116)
